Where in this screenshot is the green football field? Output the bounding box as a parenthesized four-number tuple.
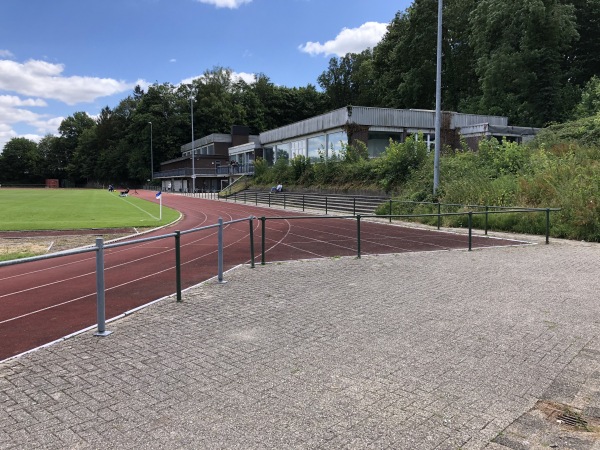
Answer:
(0, 189, 180, 231)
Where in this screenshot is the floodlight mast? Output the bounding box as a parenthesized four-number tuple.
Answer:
(433, 0, 443, 197)
(148, 121, 153, 180)
(189, 96, 196, 194)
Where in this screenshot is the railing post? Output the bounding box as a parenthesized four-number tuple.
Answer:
(303, 194, 305, 212)
(546, 208, 550, 244)
(217, 217, 226, 283)
(249, 217, 255, 269)
(437, 203, 441, 230)
(357, 215, 362, 259)
(468, 211, 473, 251)
(325, 197, 328, 215)
(353, 198, 356, 216)
(94, 237, 112, 336)
(261, 216, 266, 265)
(268, 193, 271, 208)
(175, 231, 182, 302)
(283, 194, 286, 209)
(485, 205, 489, 235)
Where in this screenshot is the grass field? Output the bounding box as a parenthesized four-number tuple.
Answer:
(0, 189, 180, 231)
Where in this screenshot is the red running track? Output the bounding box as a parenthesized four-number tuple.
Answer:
(0, 191, 526, 361)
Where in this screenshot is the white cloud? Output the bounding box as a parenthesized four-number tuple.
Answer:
(0, 57, 145, 151)
(170, 58, 177, 63)
(180, 70, 256, 86)
(0, 59, 140, 105)
(0, 49, 15, 58)
(232, 71, 256, 84)
(0, 97, 62, 150)
(195, 0, 252, 9)
(299, 21, 388, 57)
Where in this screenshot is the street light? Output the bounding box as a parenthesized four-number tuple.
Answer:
(189, 96, 196, 194)
(433, 0, 443, 196)
(148, 121, 153, 181)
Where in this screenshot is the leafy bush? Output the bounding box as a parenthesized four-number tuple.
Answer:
(375, 136, 428, 193)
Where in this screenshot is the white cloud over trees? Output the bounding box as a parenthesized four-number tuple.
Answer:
(299, 22, 388, 57)
(0, 59, 138, 105)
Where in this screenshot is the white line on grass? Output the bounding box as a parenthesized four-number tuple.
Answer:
(118, 196, 160, 220)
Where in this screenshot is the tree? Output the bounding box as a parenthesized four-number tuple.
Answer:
(58, 112, 96, 181)
(566, 0, 600, 87)
(373, 1, 439, 109)
(318, 50, 378, 109)
(574, 76, 600, 118)
(0, 138, 40, 183)
(469, 0, 578, 126)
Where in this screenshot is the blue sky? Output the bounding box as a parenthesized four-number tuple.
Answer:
(0, 0, 411, 151)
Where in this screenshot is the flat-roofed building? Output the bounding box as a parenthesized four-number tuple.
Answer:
(154, 106, 539, 192)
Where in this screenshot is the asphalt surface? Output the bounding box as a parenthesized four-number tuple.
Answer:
(1, 230, 600, 449)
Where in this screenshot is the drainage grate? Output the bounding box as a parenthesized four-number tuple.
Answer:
(557, 412, 588, 428)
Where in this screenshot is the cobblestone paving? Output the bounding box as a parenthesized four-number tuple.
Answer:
(1, 236, 599, 449)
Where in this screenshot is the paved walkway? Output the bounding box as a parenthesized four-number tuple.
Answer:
(1, 234, 600, 449)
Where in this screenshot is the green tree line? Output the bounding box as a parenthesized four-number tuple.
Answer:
(0, 69, 328, 186)
(2, 0, 599, 186)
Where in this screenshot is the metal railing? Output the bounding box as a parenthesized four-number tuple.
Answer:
(255, 208, 558, 264)
(153, 163, 255, 179)
(223, 192, 560, 239)
(1, 205, 560, 337)
(224, 191, 390, 215)
(1, 216, 256, 336)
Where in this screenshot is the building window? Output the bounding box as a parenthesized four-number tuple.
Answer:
(263, 147, 274, 165)
(326, 131, 347, 159)
(307, 135, 326, 161)
(275, 143, 291, 162)
(368, 131, 403, 157)
(290, 140, 306, 159)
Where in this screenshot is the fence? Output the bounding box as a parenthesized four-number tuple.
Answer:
(257, 208, 558, 265)
(1, 216, 256, 337)
(1, 206, 559, 338)
(223, 191, 560, 238)
(224, 191, 390, 215)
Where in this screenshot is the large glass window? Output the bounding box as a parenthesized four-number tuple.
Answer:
(368, 132, 403, 157)
(307, 135, 326, 161)
(263, 147, 274, 165)
(326, 131, 347, 159)
(275, 143, 290, 162)
(290, 140, 306, 159)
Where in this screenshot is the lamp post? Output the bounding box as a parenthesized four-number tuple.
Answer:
(433, 0, 443, 196)
(189, 96, 196, 194)
(148, 121, 153, 181)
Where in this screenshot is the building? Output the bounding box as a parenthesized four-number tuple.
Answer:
(154, 106, 539, 191)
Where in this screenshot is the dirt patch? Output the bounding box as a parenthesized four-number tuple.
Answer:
(0, 229, 151, 255)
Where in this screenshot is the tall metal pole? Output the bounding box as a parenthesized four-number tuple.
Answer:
(190, 97, 196, 194)
(148, 121, 153, 180)
(433, 0, 443, 196)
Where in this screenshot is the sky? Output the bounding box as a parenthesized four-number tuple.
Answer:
(0, 0, 412, 152)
